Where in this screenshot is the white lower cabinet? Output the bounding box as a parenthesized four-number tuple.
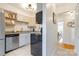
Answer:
(0, 39, 5, 56)
(19, 33, 30, 47)
(6, 37, 13, 51)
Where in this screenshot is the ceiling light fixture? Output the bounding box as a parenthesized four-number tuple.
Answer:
(21, 3, 37, 11)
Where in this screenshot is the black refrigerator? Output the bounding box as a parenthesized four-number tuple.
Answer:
(31, 28, 42, 56)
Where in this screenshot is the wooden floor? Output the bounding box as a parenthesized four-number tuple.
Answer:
(53, 43, 76, 56)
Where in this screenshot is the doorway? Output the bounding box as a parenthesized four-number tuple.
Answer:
(57, 21, 64, 43)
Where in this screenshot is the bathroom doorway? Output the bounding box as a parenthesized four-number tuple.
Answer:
(57, 21, 64, 43)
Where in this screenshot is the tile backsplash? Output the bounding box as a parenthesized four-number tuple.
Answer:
(5, 21, 41, 32)
(14, 22, 32, 32)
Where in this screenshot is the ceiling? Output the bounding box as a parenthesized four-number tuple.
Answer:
(47, 3, 76, 14)
(6, 3, 24, 10)
(1, 3, 77, 16)
(9, 3, 37, 11)
(55, 3, 76, 14)
(1, 3, 76, 14)
(46, 3, 77, 22)
(8, 3, 36, 16)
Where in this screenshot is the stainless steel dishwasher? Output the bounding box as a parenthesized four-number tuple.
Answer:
(5, 34, 19, 52)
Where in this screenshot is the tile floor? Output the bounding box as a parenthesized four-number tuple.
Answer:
(5, 43, 77, 56)
(5, 45, 32, 56)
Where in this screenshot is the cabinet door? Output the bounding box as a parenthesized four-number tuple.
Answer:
(19, 34, 30, 47)
(19, 34, 26, 47)
(12, 36, 19, 49)
(6, 37, 13, 51)
(24, 34, 30, 45)
(0, 39, 5, 56)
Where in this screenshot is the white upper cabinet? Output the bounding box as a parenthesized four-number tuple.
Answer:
(17, 14, 28, 22)
(17, 13, 36, 25)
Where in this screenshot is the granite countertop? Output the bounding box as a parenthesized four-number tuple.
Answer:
(5, 31, 41, 35)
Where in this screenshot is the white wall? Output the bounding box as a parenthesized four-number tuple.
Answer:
(42, 4, 47, 56)
(63, 12, 75, 44)
(41, 3, 57, 56)
(63, 19, 74, 44)
(46, 4, 57, 56)
(37, 3, 57, 56)
(37, 3, 43, 12)
(75, 4, 79, 55)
